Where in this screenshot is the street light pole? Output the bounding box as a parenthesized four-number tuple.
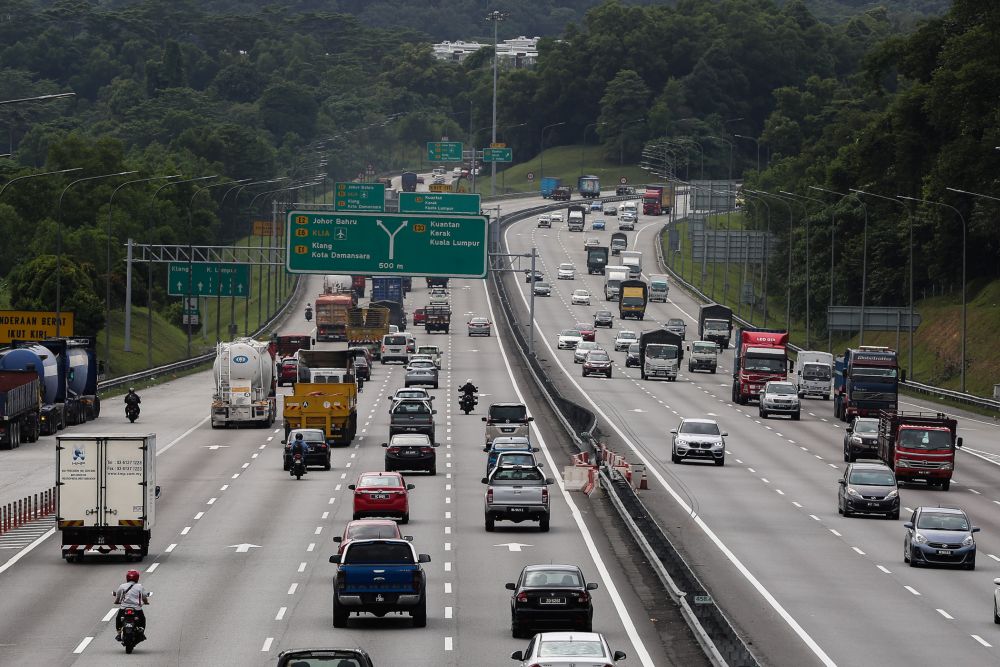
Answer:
(810, 186, 868, 344)
(0, 92, 75, 106)
(581, 122, 599, 177)
(486, 10, 506, 198)
(899, 195, 968, 392)
(56, 170, 138, 337)
(734, 134, 761, 174)
(707, 136, 735, 302)
(739, 190, 771, 325)
(781, 190, 830, 351)
(539, 121, 566, 185)
(498, 122, 527, 193)
(0, 167, 83, 200)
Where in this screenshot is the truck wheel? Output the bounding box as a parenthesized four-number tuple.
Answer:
(485, 516, 495, 532)
(941, 480, 951, 491)
(332, 595, 348, 628)
(710, 367, 716, 374)
(792, 412, 801, 421)
(411, 596, 428, 627)
(539, 516, 550, 532)
(400, 513, 409, 525)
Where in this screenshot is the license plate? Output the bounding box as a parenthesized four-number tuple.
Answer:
(540, 597, 565, 605)
(937, 550, 952, 556)
(402, 450, 419, 456)
(371, 493, 390, 500)
(509, 507, 526, 513)
(868, 502, 878, 507)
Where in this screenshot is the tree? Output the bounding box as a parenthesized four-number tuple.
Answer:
(597, 69, 650, 162)
(8, 255, 105, 334)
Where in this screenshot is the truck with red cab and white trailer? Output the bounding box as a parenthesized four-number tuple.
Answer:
(731, 328, 789, 405)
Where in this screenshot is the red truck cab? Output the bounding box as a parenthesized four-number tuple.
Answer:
(731, 328, 789, 404)
(878, 411, 961, 490)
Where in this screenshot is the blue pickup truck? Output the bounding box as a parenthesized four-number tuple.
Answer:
(329, 538, 431, 627)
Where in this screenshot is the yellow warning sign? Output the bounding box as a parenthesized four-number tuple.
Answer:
(0, 310, 74, 344)
(428, 183, 452, 193)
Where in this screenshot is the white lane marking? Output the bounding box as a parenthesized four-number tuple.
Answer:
(445, 562, 452, 572)
(760, 478, 770, 484)
(307, 543, 315, 552)
(809, 515, 821, 522)
(776, 489, 785, 496)
(968, 488, 981, 495)
(445, 606, 453, 619)
(232, 473, 240, 479)
(851, 547, 865, 556)
(444, 526, 451, 535)
(747, 467, 756, 473)
(989, 554, 1000, 562)
(102, 608, 117, 622)
(252, 452, 259, 459)
(829, 529, 842, 537)
(329, 497, 335, 504)
(220, 485, 229, 491)
(287, 583, 298, 595)
(207, 498, 217, 505)
(792, 502, 803, 508)
(972, 635, 992, 647)
(73, 637, 94, 654)
(275, 607, 286, 621)
(877, 565, 891, 574)
(445, 582, 452, 594)
(241, 462, 250, 469)
(298, 562, 307, 573)
(146, 562, 160, 573)
(444, 542, 451, 551)
(937, 609, 954, 620)
(445, 637, 454, 651)
(262, 637, 274, 652)
(181, 527, 191, 535)
(904, 586, 921, 596)
(194, 512, 204, 520)
(322, 512, 329, 520)
(314, 526, 323, 535)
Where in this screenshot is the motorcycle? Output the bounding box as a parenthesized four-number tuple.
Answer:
(304, 307, 313, 322)
(291, 453, 305, 480)
(459, 393, 478, 415)
(125, 404, 140, 423)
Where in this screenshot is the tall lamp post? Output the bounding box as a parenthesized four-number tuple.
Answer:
(899, 194, 968, 392)
(0, 167, 82, 200)
(498, 122, 527, 192)
(486, 10, 506, 198)
(678, 137, 705, 182)
(781, 190, 831, 351)
(56, 170, 138, 337)
(734, 134, 762, 174)
(580, 122, 602, 177)
(748, 190, 794, 331)
(707, 136, 735, 302)
(539, 121, 566, 184)
(739, 190, 771, 325)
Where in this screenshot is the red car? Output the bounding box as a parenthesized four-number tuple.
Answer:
(574, 322, 596, 342)
(350, 471, 414, 523)
(413, 308, 426, 326)
(278, 358, 298, 386)
(333, 519, 408, 555)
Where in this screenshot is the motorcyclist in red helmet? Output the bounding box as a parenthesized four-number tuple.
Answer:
(113, 569, 150, 643)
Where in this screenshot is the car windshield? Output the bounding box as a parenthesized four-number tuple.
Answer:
(393, 402, 430, 415)
(767, 384, 796, 395)
(854, 367, 897, 379)
(343, 542, 413, 564)
(646, 345, 677, 360)
(853, 420, 878, 434)
(492, 467, 543, 481)
(588, 352, 610, 362)
(524, 570, 583, 587)
(849, 470, 895, 486)
(561, 329, 580, 337)
(898, 428, 953, 450)
(618, 332, 637, 340)
(538, 641, 604, 657)
(803, 363, 831, 380)
(744, 356, 786, 373)
(693, 342, 716, 353)
(358, 475, 402, 488)
(384, 335, 407, 345)
(679, 421, 721, 436)
(916, 512, 970, 531)
(347, 524, 399, 540)
(279, 655, 365, 667)
(489, 405, 528, 422)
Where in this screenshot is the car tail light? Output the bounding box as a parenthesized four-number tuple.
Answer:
(577, 591, 590, 603)
(487, 489, 494, 504)
(336, 573, 346, 591)
(412, 570, 422, 591)
(317, 443, 328, 449)
(541, 487, 549, 503)
(420, 447, 434, 454)
(396, 490, 407, 496)
(387, 447, 401, 454)
(516, 591, 528, 603)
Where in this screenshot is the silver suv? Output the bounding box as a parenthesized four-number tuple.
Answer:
(759, 381, 801, 420)
(671, 418, 727, 466)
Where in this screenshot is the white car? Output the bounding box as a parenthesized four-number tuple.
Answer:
(537, 214, 551, 228)
(583, 237, 600, 250)
(571, 289, 591, 305)
(618, 213, 636, 230)
(614, 330, 638, 351)
(557, 329, 583, 350)
(511, 632, 627, 666)
(573, 340, 602, 364)
(550, 212, 564, 224)
(557, 263, 576, 280)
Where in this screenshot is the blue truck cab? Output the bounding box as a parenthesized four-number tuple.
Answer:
(330, 538, 430, 628)
(834, 346, 899, 422)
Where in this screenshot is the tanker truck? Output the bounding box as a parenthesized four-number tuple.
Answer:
(211, 338, 276, 428)
(0, 342, 64, 434)
(36, 337, 100, 424)
(0, 370, 41, 448)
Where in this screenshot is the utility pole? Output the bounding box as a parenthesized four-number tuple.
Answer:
(486, 10, 506, 198)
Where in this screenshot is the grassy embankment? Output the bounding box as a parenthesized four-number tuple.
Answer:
(483, 144, 654, 195)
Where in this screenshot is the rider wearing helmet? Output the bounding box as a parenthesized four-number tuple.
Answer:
(124, 388, 141, 408)
(289, 432, 309, 475)
(458, 379, 477, 394)
(114, 569, 150, 642)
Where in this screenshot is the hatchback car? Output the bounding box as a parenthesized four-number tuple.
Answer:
(614, 329, 638, 351)
(383, 433, 437, 475)
(594, 310, 614, 328)
(759, 381, 801, 420)
(557, 263, 576, 280)
(510, 632, 626, 666)
(485, 436, 540, 475)
(573, 341, 602, 364)
(904, 506, 978, 569)
(592, 219, 606, 231)
(844, 417, 879, 462)
(582, 350, 613, 378)
(333, 519, 406, 555)
(507, 564, 598, 638)
(584, 237, 600, 250)
(671, 418, 727, 466)
(282, 428, 332, 471)
(350, 471, 414, 523)
(412, 308, 426, 326)
(557, 329, 583, 349)
(838, 462, 899, 519)
(618, 213, 636, 230)
(277, 358, 298, 387)
(625, 342, 641, 367)
(404, 359, 439, 388)
(664, 317, 687, 339)
(468, 316, 492, 336)
(533, 281, 552, 297)
(571, 289, 591, 305)
(574, 322, 596, 342)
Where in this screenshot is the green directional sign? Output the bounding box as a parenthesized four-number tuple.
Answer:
(334, 182, 384, 212)
(427, 141, 463, 162)
(168, 263, 251, 297)
(287, 210, 488, 279)
(482, 147, 512, 163)
(398, 192, 481, 215)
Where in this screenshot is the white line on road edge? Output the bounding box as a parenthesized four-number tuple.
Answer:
(275, 607, 286, 621)
(503, 223, 838, 667)
(483, 282, 655, 667)
(102, 608, 117, 622)
(0, 528, 54, 576)
(73, 637, 94, 653)
(261, 637, 274, 651)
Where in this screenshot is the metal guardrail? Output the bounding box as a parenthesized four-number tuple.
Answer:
(653, 225, 1000, 415)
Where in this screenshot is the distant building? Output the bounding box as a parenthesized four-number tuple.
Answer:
(432, 36, 539, 69)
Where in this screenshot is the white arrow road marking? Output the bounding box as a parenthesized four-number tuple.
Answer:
(204, 445, 230, 450)
(227, 543, 262, 553)
(630, 408, 645, 413)
(494, 542, 532, 552)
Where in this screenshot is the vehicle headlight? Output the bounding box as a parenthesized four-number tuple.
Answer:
(851, 436, 863, 445)
(940, 463, 953, 470)
(885, 489, 898, 499)
(913, 533, 927, 544)
(963, 535, 975, 547)
(847, 487, 862, 498)
(712, 441, 724, 449)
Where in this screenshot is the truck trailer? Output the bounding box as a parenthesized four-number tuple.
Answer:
(698, 304, 733, 349)
(0, 343, 63, 434)
(0, 370, 41, 448)
(577, 175, 601, 198)
(284, 350, 359, 446)
(540, 177, 560, 199)
(877, 411, 961, 490)
(347, 307, 390, 360)
(731, 328, 789, 404)
(642, 184, 674, 216)
(211, 338, 276, 428)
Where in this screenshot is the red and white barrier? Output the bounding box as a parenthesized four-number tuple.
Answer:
(0, 487, 56, 536)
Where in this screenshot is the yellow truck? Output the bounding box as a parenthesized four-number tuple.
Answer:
(618, 280, 648, 320)
(282, 350, 358, 446)
(347, 306, 390, 360)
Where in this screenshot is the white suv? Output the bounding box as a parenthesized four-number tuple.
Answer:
(759, 381, 801, 420)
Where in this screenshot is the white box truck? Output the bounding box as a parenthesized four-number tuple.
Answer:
(795, 351, 834, 400)
(620, 250, 642, 279)
(604, 266, 629, 301)
(57, 434, 156, 561)
(648, 274, 669, 302)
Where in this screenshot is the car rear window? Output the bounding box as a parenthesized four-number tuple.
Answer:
(343, 542, 414, 564)
(384, 335, 407, 345)
(393, 402, 430, 415)
(347, 524, 399, 540)
(539, 641, 604, 657)
(489, 405, 528, 422)
(524, 570, 582, 587)
(492, 467, 543, 481)
(358, 475, 403, 488)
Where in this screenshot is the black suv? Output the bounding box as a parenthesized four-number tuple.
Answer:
(843, 417, 879, 462)
(594, 310, 614, 328)
(838, 462, 899, 519)
(383, 433, 437, 475)
(507, 564, 597, 638)
(625, 343, 640, 367)
(282, 428, 331, 471)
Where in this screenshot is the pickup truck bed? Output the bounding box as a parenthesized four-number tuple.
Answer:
(483, 465, 553, 532)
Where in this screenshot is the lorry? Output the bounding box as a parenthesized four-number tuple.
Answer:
(552, 186, 572, 201)
(698, 304, 733, 349)
(620, 250, 642, 279)
(731, 328, 789, 404)
(604, 266, 629, 301)
(351, 275, 366, 298)
(323, 275, 353, 293)
(426, 276, 450, 288)
(795, 351, 834, 400)
(587, 246, 609, 275)
(271, 334, 312, 359)
(372, 276, 404, 304)
(877, 411, 961, 490)
(330, 539, 430, 627)
(347, 306, 390, 360)
(642, 183, 674, 216)
(0, 342, 63, 434)
(620, 201, 639, 219)
(639, 329, 683, 381)
(540, 177, 560, 199)
(610, 232, 628, 256)
(315, 292, 356, 342)
(688, 340, 719, 373)
(424, 304, 451, 334)
(211, 338, 276, 428)
(648, 274, 669, 302)
(401, 171, 418, 192)
(618, 280, 648, 320)
(371, 299, 407, 331)
(577, 175, 601, 198)
(56, 434, 155, 561)
(0, 370, 41, 448)
(834, 346, 899, 422)
(567, 204, 586, 231)
(483, 464, 553, 532)
(5, 337, 100, 428)
(283, 349, 358, 446)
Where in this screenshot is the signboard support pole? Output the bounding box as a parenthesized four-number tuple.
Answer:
(124, 238, 134, 352)
(146, 259, 152, 367)
(528, 248, 536, 357)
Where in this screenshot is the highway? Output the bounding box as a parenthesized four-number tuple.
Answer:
(502, 192, 1000, 666)
(0, 210, 701, 665)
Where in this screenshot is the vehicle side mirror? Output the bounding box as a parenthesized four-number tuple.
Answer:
(482, 417, 487, 422)
(333, 536, 343, 542)
(903, 522, 914, 529)
(613, 651, 627, 661)
(527, 416, 534, 422)
(838, 479, 846, 486)
(381, 443, 389, 448)
(328, 555, 341, 564)
(532, 447, 540, 453)
(670, 429, 677, 434)
(386, 395, 392, 400)
(432, 410, 437, 414)
(348, 485, 356, 490)
(545, 478, 555, 485)
(511, 651, 524, 661)
(407, 484, 415, 490)
(418, 553, 432, 563)
(536, 462, 543, 467)
(721, 432, 729, 437)
(505, 582, 516, 590)
(586, 582, 599, 590)
(957, 437, 963, 448)
(483, 447, 489, 452)
(481, 477, 491, 484)
(845, 428, 852, 434)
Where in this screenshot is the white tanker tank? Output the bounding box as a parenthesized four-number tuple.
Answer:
(210, 338, 276, 428)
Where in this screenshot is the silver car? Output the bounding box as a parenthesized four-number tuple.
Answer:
(404, 359, 439, 388)
(510, 632, 626, 666)
(759, 381, 801, 420)
(573, 341, 602, 364)
(671, 418, 727, 466)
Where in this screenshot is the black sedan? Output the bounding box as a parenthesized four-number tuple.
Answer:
(354, 355, 371, 381)
(282, 428, 332, 471)
(594, 310, 614, 328)
(525, 270, 544, 283)
(383, 433, 437, 475)
(507, 564, 597, 638)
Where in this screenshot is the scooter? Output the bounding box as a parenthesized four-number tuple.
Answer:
(125, 404, 140, 423)
(305, 306, 313, 322)
(459, 393, 478, 415)
(113, 591, 150, 654)
(291, 453, 306, 480)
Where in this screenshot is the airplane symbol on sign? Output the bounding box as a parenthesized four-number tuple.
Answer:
(335, 229, 347, 240)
